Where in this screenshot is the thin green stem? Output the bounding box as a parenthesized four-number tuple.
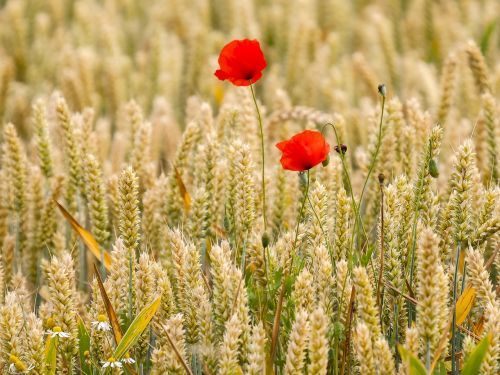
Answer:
(394, 303, 400, 360)
(100, 248, 105, 278)
(231, 235, 249, 318)
(376, 177, 384, 322)
(128, 250, 133, 324)
(80, 241, 87, 290)
(271, 170, 310, 360)
(357, 94, 386, 247)
(250, 84, 267, 232)
(461, 260, 467, 293)
(425, 339, 431, 371)
(407, 209, 420, 324)
(290, 171, 310, 273)
(451, 241, 461, 375)
(335, 266, 350, 375)
(240, 236, 248, 271)
(263, 242, 270, 295)
(249, 84, 271, 309)
(321, 123, 362, 263)
(407, 137, 434, 323)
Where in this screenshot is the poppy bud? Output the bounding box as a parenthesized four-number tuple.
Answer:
(334, 144, 348, 155)
(429, 159, 439, 178)
(261, 232, 270, 248)
(378, 84, 386, 97)
(378, 173, 385, 184)
(322, 154, 330, 167)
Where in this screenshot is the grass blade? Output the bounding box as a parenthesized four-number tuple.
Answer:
(44, 336, 58, 375)
(461, 334, 491, 375)
(78, 317, 91, 375)
(398, 344, 427, 375)
(93, 264, 139, 375)
(93, 264, 124, 345)
(113, 295, 161, 360)
(55, 200, 112, 271)
(456, 285, 476, 326)
(174, 166, 191, 212)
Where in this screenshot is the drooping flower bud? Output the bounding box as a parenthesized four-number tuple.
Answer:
(261, 232, 270, 248)
(334, 144, 348, 155)
(378, 173, 385, 184)
(429, 159, 439, 178)
(378, 84, 386, 97)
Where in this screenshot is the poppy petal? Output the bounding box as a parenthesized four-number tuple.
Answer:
(214, 39, 266, 86)
(276, 130, 330, 172)
(214, 69, 229, 80)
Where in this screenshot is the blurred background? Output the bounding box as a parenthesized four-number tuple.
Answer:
(0, 0, 497, 129)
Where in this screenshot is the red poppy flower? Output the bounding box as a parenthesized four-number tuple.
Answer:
(214, 39, 267, 86)
(276, 130, 330, 171)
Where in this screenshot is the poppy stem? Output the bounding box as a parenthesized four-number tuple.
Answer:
(357, 92, 386, 248)
(250, 83, 271, 304)
(249, 84, 268, 233)
(451, 240, 461, 375)
(376, 174, 385, 323)
(407, 138, 434, 324)
(270, 170, 310, 361)
(321, 122, 363, 263)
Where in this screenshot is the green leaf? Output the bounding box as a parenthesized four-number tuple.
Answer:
(461, 334, 491, 375)
(284, 274, 294, 294)
(44, 336, 58, 375)
(113, 295, 161, 360)
(361, 244, 376, 267)
(272, 269, 283, 291)
(480, 22, 497, 55)
(432, 361, 446, 375)
(78, 317, 91, 375)
(398, 344, 427, 375)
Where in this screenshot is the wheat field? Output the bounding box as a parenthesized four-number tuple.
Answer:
(0, 0, 498, 374)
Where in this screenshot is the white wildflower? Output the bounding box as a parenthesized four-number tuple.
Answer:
(91, 314, 112, 332)
(45, 326, 71, 338)
(102, 357, 123, 368)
